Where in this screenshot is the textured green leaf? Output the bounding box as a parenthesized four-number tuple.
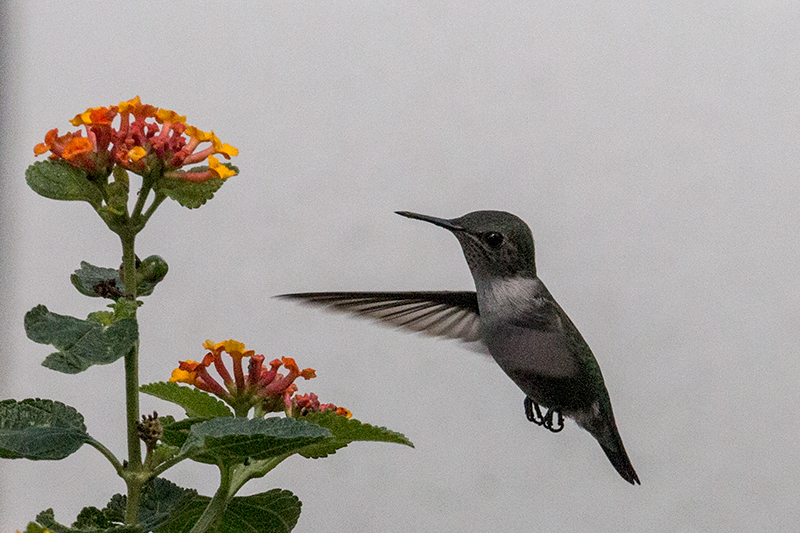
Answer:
(160, 417, 211, 449)
(159, 489, 301, 533)
(25, 305, 138, 374)
(32, 481, 297, 533)
(71, 258, 167, 299)
(150, 442, 180, 467)
(26, 305, 96, 349)
(181, 417, 330, 465)
(0, 399, 89, 460)
(160, 169, 232, 209)
(87, 311, 115, 325)
(104, 478, 198, 532)
(297, 411, 414, 459)
(71, 262, 122, 298)
(21, 522, 50, 533)
(25, 160, 103, 208)
(140, 382, 233, 418)
(139, 477, 196, 526)
(32, 479, 192, 532)
(99, 496, 126, 526)
(109, 299, 142, 319)
(73, 507, 113, 529)
(32, 510, 74, 533)
(36, 508, 126, 532)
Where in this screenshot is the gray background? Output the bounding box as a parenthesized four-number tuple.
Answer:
(2, 2, 799, 531)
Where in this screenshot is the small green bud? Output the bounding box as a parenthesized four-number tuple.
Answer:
(138, 255, 169, 284)
(112, 165, 130, 190)
(106, 181, 129, 213)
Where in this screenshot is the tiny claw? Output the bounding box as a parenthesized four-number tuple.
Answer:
(525, 397, 564, 433)
(542, 407, 565, 433)
(524, 397, 545, 425)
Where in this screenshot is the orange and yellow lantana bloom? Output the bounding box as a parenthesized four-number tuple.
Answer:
(170, 339, 350, 418)
(34, 96, 238, 182)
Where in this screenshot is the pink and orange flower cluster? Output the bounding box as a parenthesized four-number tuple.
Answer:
(170, 340, 350, 418)
(292, 392, 352, 418)
(34, 96, 237, 182)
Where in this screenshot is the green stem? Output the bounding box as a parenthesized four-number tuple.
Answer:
(140, 192, 167, 226)
(189, 464, 233, 533)
(120, 229, 143, 525)
(233, 404, 251, 418)
(85, 437, 125, 477)
(186, 454, 292, 533)
(229, 453, 292, 495)
(149, 453, 189, 479)
(130, 180, 153, 223)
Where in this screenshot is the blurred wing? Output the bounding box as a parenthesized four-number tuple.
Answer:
(277, 291, 483, 343)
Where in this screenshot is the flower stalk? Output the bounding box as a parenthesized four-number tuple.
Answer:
(120, 229, 144, 525)
(29, 97, 240, 528)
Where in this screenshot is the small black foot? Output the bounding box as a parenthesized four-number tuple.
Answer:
(524, 397, 564, 433)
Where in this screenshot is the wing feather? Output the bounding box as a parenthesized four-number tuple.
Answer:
(277, 291, 483, 343)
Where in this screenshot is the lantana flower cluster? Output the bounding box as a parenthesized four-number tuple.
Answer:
(34, 96, 237, 182)
(170, 340, 351, 418)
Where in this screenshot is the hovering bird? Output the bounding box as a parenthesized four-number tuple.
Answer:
(279, 210, 639, 484)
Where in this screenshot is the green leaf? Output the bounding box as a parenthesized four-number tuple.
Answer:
(26, 305, 97, 348)
(71, 259, 167, 299)
(141, 382, 233, 419)
(106, 166, 130, 214)
(87, 311, 115, 326)
(181, 417, 330, 465)
(159, 489, 301, 533)
(139, 477, 196, 528)
(32, 479, 193, 532)
(25, 160, 104, 208)
(21, 522, 50, 533)
(32, 482, 297, 533)
(71, 262, 124, 299)
(100, 492, 126, 526)
(161, 417, 212, 449)
(160, 171, 229, 209)
(109, 299, 142, 319)
(32, 510, 74, 533)
(25, 305, 138, 374)
(0, 399, 89, 460)
(150, 442, 180, 467)
(73, 507, 113, 529)
(297, 411, 414, 459)
(104, 478, 198, 532)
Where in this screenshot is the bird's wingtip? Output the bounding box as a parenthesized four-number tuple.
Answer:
(274, 292, 311, 300)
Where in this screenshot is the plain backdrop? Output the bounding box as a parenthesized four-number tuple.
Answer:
(1, 2, 799, 532)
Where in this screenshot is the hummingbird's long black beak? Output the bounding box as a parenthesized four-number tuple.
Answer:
(395, 211, 464, 232)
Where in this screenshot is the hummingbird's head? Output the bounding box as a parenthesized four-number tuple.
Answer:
(396, 210, 537, 280)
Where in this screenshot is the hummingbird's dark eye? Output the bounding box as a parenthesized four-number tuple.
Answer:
(484, 232, 504, 248)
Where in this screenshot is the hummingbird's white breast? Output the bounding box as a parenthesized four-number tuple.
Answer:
(475, 276, 555, 326)
(475, 275, 578, 379)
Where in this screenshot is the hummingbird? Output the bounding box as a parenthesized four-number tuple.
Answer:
(279, 210, 640, 485)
